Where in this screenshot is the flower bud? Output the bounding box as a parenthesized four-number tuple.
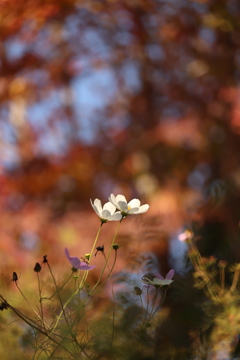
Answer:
(112, 244, 120, 250)
(134, 286, 142, 295)
(34, 263, 42, 272)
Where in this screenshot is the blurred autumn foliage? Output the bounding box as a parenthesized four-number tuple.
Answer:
(0, 0, 240, 264)
(1, 0, 240, 357)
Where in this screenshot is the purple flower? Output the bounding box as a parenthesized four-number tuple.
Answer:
(65, 248, 95, 271)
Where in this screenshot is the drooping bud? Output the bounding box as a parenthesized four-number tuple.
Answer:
(11, 272, 19, 283)
(95, 245, 104, 256)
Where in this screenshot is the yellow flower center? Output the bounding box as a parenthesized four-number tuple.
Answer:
(127, 206, 131, 210)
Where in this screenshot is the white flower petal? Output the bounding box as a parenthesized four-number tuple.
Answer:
(128, 207, 140, 214)
(101, 209, 111, 219)
(118, 200, 128, 212)
(109, 212, 122, 221)
(93, 205, 101, 217)
(161, 279, 174, 285)
(152, 278, 163, 285)
(128, 199, 141, 208)
(153, 278, 173, 286)
(109, 194, 118, 208)
(115, 194, 127, 204)
(103, 201, 116, 214)
(90, 200, 101, 217)
(153, 273, 164, 280)
(93, 198, 103, 214)
(137, 204, 149, 214)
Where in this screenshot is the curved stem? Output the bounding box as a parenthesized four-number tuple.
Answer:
(80, 224, 103, 290)
(47, 261, 90, 358)
(15, 282, 49, 328)
(103, 252, 116, 348)
(229, 269, 240, 294)
(36, 272, 46, 331)
(148, 288, 158, 320)
(89, 223, 103, 263)
(90, 249, 118, 296)
(89, 221, 122, 296)
(0, 295, 76, 359)
(149, 288, 167, 321)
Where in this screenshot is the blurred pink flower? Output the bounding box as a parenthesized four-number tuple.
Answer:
(142, 269, 174, 287)
(65, 248, 95, 271)
(178, 229, 193, 242)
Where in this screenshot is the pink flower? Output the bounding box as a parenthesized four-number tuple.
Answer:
(152, 270, 174, 285)
(178, 229, 193, 242)
(65, 248, 95, 271)
(141, 270, 174, 288)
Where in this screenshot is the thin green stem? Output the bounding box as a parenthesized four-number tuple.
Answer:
(51, 271, 85, 332)
(0, 296, 75, 359)
(46, 261, 90, 358)
(139, 294, 144, 311)
(143, 286, 150, 325)
(149, 288, 167, 320)
(43, 220, 121, 356)
(36, 272, 46, 331)
(15, 282, 48, 328)
(220, 267, 225, 297)
(190, 250, 219, 302)
(148, 288, 158, 320)
(46, 273, 73, 300)
(89, 220, 122, 296)
(79, 223, 103, 291)
(229, 269, 240, 294)
(103, 252, 116, 348)
(89, 223, 103, 263)
(90, 249, 118, 296)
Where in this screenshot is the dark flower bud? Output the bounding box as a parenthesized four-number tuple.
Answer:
(134, 286, 142, 295)
(34, 263, 42, 272)
(12, 272, 19, 283)
(95, 245, 104, 256)
(42, 255, 48, 264)
(0, 301, 9, 311)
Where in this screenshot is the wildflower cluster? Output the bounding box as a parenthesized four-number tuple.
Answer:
(1, 193, 171, 360)
(178, 228, 240, 359)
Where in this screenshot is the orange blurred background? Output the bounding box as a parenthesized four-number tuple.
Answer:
(1, 0, 240, 355)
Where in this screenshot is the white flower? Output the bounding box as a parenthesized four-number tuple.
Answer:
(90, 199, 122, 223)
(109, 194, 149, 216)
